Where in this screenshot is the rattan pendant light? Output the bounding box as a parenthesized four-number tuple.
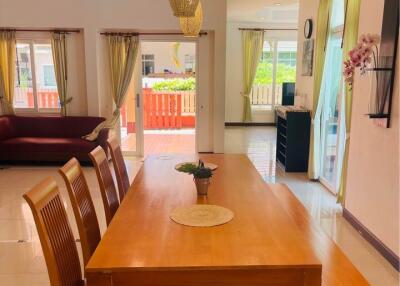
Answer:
(169, 0, 199, 17)
(179, 1, 203, 38)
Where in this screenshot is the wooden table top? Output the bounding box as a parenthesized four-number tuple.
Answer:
(269, 184, 369, 285)
(86, 154, 322, 273)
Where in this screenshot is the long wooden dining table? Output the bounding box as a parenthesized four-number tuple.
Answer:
(85, 154, 368, 286)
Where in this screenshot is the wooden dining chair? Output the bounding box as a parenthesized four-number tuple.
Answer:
(58, 158, 101, 266)
(107, 137, 130, 202)
(23, 177, 84, 286)
(89, 146, 120, 226)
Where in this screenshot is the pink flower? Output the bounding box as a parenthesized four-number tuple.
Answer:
(356, 43, 363, 50)
(343, 33, 380, 88)
(364, 55, 372, 64)
(343, 60, 355, 83)
(360, 34, 380, 46)
(361, 46, 372, 56)
(360, 34, 368, 44)
(349, 49, 362, 67)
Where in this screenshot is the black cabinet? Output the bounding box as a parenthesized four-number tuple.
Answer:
(276, 108, 311, 172)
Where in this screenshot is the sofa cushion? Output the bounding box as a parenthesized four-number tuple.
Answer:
(0, 116, 17, 141)
(0, 137, 97, 154)
(8, 116, 105, 138)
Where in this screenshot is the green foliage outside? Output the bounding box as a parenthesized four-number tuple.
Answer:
(152, 77, 195, 91)
(253, 61, 296, 85)
(150, 61, 296, 91)
(18, 69, 30, 88)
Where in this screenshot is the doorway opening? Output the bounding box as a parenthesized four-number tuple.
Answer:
(120, 40, 197, 156)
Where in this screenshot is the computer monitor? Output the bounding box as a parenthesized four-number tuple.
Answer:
(282, 82, 295, 106)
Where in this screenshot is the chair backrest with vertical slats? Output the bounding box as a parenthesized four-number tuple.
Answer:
(107, 137, 130, 202)
(89, 146, 119, 226)
(23, 178, 83, 286)
(58, 158, 101, 266)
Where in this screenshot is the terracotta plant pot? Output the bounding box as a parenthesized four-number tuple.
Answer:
(194, 178, 210, 196)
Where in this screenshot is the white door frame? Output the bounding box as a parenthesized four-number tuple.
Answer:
(121, 44, 144, 157)
(123, 35, 199, 157)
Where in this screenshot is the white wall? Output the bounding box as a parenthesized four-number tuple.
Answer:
(345, 0, 399, 256)
(141, 42, 195, 74)
(294, 0, 319, 109)
(294, 0, 399, 257)
(0, 0, 226, 153)
(225, 21, 297, 123)
(66, 32, 88, 116)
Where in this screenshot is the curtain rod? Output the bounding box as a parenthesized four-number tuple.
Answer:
(239, 28, 298, 31)
(100, 31, 208, 36)
(0, 28, 80, 34)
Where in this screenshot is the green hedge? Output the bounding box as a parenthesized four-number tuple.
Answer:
(254, 61, 296, 85)
(152, 78, 196, 91)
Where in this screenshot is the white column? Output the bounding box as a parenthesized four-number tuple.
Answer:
(213, 25, 227, 153)
(197, 34, 213, 152)
(83, 27, 101, 116)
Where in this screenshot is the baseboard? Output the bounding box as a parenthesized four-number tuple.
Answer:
(225, 122, 276, 127)
(343, 208, 400, 271)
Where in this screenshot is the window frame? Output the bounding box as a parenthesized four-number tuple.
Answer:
(14, 36, 60, 115)
(42, 64, 57, 88)
(142, 54, 155, 76)
(184, 54, 195, 73)
(251, 39, 297, 110)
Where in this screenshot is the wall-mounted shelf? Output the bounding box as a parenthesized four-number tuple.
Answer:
(368, 0, 399, 128)
(365, 67, 393, 71)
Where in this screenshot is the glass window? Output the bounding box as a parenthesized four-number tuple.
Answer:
(184, 54, 195, 74)
(275, 41, 297, 105)
(14, 43, 33, 108)
(142, 54, 155, 76)
(331, 0, 345, 28)
(14, 40, 59, 111)
(251, 41, 274, 106)
(319, 0, 345, 190)
(43, 65, 57, 87)
(252, 40, 297, 108)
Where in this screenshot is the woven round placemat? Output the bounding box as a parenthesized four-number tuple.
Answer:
(170, 204, 234, 227)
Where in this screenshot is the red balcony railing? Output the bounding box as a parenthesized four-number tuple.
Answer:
(121, 88, 196, 131)
(14, 87, 59, 109)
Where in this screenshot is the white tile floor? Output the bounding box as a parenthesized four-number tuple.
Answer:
(225, 127, 399, 286)
(0, 126, 397, 286)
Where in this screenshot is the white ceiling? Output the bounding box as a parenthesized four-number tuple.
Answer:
(227, 0, 299, 24)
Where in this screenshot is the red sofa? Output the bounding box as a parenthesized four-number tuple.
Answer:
(0, 115, 109, 164)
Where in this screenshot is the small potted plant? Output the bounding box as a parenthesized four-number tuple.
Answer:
(177, 160, 213, 196)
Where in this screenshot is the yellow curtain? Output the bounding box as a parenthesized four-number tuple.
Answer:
(172, 42, 182, 68)
(0, 31, 16, 115)
(308, 0, 332, 179)
(337, 0, 361, 204)
(242, 30, 264, 122)
(84, 35, 139, 141)
(51, 32, 71, 116)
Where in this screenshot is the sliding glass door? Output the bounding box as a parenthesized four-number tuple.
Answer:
(119, 46, 143, 156)
(320, 36, 343, 189)
(319, 0, 345, 192)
